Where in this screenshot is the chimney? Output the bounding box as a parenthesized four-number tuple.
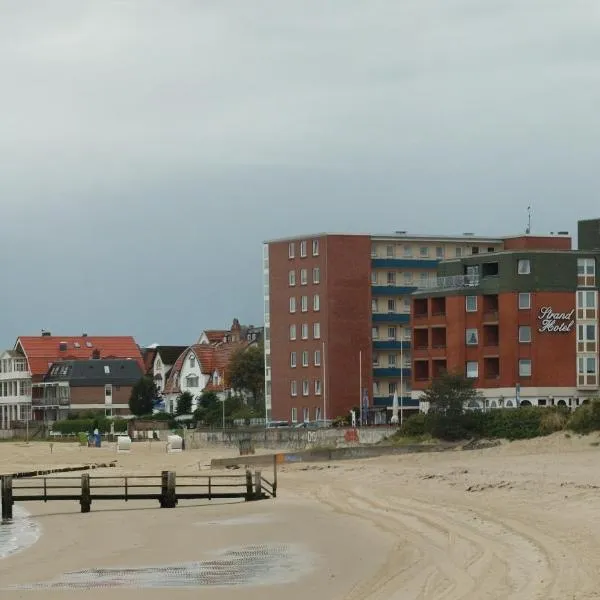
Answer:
(41, 330, 51, 337)
(82, 333, 88, 337)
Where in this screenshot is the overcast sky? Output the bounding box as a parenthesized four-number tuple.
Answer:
(1, 0, 599, 348)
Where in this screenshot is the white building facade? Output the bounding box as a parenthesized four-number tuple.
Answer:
(0, 350, 32, 428)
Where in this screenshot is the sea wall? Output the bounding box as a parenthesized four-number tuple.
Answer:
(184, 426, 397, 451)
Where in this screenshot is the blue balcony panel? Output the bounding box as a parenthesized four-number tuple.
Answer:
(373, 396, 419, 408)
(371, 286, 417, 296)
(372, 313, 410, 324)
(373, 340, 411, 350)
(372, 258, 439, 269)
(372, 368, 411, 378)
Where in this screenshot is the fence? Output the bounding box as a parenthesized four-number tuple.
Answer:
(1, 468, 276, 521)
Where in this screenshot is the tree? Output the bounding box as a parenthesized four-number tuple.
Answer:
(176, 391, 193, 415)
(129, 376, 158, 417)
(193, 391, 222, 427)
(422, 371, 484, 416)
(227, 344, 265, 408)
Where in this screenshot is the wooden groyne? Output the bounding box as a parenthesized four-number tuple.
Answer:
(2, 461, 117, 479)
(1, 469, 275, 521)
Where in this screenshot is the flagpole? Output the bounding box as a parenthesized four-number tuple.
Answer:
(400, 339, 404, 426)
(359, 350, 362, 427)
(322, 341, 326, 422)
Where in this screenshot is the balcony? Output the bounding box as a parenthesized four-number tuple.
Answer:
(373, 396, 419, 408)
(432, 359, 447, 378)
(417, 273, 480, 291)
(372, 368, 411, 378)
(372, 258, 439, 269)
(372, 313, 410, 324)
(413, 360, 430, 382)
(373, 340, 411, 350)
(371, 286, 417, 296)
(413, 297, 429, 319)
(483, 324, 499, 349)
(32, 397, 70, 408)
(484, 357, 500, 380)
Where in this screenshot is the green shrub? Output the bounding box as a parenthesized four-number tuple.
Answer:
(567, 400, 600, 434)
(52, 417, 128, 435)
(399, 413, 427, 436)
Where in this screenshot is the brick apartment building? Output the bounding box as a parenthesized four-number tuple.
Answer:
(410, 219, 600, 410)
(263, 230, 513, 423)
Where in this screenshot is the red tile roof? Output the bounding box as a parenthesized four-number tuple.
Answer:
(17, 336, 144, 381)
(199, 330, 228, 344)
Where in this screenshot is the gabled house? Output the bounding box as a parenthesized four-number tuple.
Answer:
(197, 319, 264, 347)
(142, 345, 188, 394)
(39, 359, 143, 420)
(0, 332, 144, 427)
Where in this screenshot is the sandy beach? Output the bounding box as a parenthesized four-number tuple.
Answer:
(3, 434, 600, 599)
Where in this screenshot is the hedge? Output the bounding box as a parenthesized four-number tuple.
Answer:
(51, 418, 128, 435)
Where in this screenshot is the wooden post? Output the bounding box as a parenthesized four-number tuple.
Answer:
(124, 476, 128, 502)
(208, 476, 212, 501)
(167, 471, 177, 508)
(160, 470, 168, 508)
(245, 470, 253, 501)
(1, 476, 13, 521)
(273, 454, 278, 498)
(254, 470, 262, 500)
(80, 473, 91, 513)
(43, 478, 47, 503)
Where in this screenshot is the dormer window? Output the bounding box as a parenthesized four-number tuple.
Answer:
(189, 354, 195, 368)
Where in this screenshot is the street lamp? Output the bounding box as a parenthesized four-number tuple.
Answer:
(220, 397, 226, 429)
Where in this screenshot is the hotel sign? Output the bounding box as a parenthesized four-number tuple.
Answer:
(537, 307, 575, 333)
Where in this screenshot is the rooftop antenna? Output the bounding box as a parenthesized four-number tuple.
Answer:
(525, 205, 532, 234)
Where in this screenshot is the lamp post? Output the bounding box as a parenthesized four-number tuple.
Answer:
(400, 339, 404, 426)
(322, 341, 327, 422)
(359, 350, 362, 427)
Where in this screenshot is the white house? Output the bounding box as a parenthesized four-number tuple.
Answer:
(0, 350, 31, 428)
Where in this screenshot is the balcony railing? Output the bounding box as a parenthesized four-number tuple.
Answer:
(32, 398, 70, 407)
(417, 274, 480, 290)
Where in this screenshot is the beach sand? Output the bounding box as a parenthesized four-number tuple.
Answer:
(3, 434, 600, 598)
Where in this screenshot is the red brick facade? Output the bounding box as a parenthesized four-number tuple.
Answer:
(70, 385, 133, 416)
(268, 235, 372, 422)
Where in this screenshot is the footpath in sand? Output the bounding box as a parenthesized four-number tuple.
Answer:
(3, 434, 600, 598)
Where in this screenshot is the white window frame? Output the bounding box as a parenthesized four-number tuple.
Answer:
(518, 325, 532, 343)
(455, 247, 463, 258)
(289, 324, 297, 340)
(373, 353, 379, 366)
(300, 269, 308, 285)
(403, 272, 413, 283)
(289, 297, 296, 313)
(314, 350, 321, 366)
(302, 351, 309, 367)
(315, 380, 322, 395)
(465, 296, 477, 312)
(388, 354, 396, 367)
(387, 298, 396, 313)
(388, 382, 397, 395)
(518, 292, 531, 310)
(291, 405, 297, 420)
(313, 294, 320, 311)
(387, 271, 396, 285)
(386, 245, 394, 258)
(372, 326, 379, 339)
(577, 290, 597, 309)
(387, 326, 396, 340)
(289, 270, 296, 286)
(313, 267, 320, 284)
(403, 327, 411, 340)
(517, 259, 531, 274)
(303, 407, 309, 421)
(288, 242, 295, 259)
(313, 322, 321, 339)
(300, 240, 307, 258)
(578, 323, 597, 343)
(577, 257, 596, 287)
(466, 361, 478, 379)
(312, 239, 319, 256)
(372, 298, 379, 312)
(302, 380, 309, 396)
(291, 382, 297, 397)
(420, 247, 429, 257)
(518, 359, 532, 377)
(403, 245, 412, 257)
(290, 352, 297, 368)
(578, 355, 597, 383)
(371, 244, 378, 258)
(466, 328, 478, 345)
(301, 323, 308, 339)
(371, 271, 378, 285)
(436, 247, 444, 259)
(301, 295, 308, 312)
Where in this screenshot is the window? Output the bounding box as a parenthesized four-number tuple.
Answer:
(302, 351, 309, 367)
(373, 381, 380, 396)
(289, 324, 297, 340)
(420, 272, 429, 283)
(300, 240, 307, 257)
(315, 380, 322, 395)
(312, 239, 320, 256)
(189, 355, 195, 368)
(300, 269, 308, 285)
(371, 271, 378, 285)
(289, 270, 296, 286)
(403, 298, 411, 311)
(373, 353, 379, 365)
(104, 384, 112, 396)
(436, 247, 444, 259)
(519, 326, 532, 343)
(186, 375, 199, 388)
(386, 245, 394, 258)
(578, 356, 597, 386)
(289, 242, 295, 259)
(403, 245, 412, 257)
(302, 407, 309, 422)
(578, 290, 597, 308)
(291, 406, 297, 420)
(388, 354, 396, 366)
(302, 380, 309, 396)
(372, 298, 379, 312)
(387, 299, 396, 312)
(313, 322, 321, 339)
(104, 365, 110, 374)
(388, 382, 397, 394)
(466, 361, 478, 378)
(465, 296, 477, 312)
(290, 352, 297, 368)
(315, 406, 321, 420)
(314, 350, 321, 366)
(519, 359, 532, 377)
(387, 326, 396, 340)
(517, 259, 531, 274)
(420, 247, 429, 257)
(313, 267, 320, 284)
(518, 292, 531, 310)
(371, 244, 378, 258)
(301, 323, 308, 339)
(289, 297, 296, 313)
(466, 328, 478, 345)
(313, 294, 320, 311)
(578, 258, 596, 287)
(404, 272, 413, 283)
(455, 247, 463, 258)
(403, 327, 411, 340)
(387, 271, 396, 285)
(372, 326, 379, 339)
(301, 296, 308, 312)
